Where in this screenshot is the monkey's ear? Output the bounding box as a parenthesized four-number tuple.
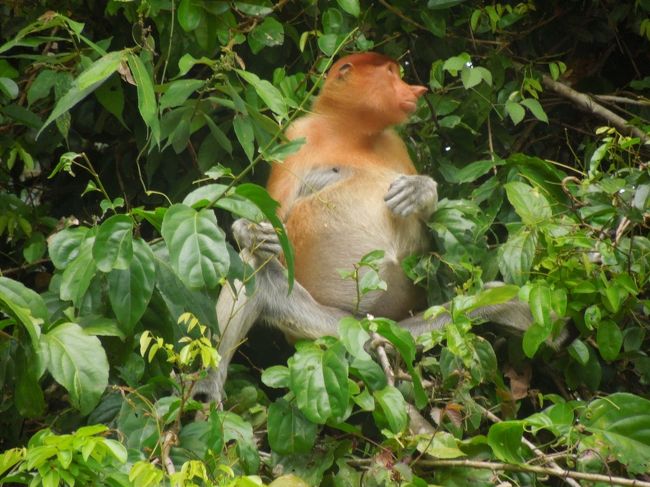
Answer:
(336, 62, 353, 80)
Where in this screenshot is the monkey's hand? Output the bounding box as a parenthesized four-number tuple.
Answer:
(232, 219, 282, 262)
(384, 175, 438, 219)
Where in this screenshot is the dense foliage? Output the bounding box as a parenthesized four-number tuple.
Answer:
(1, 0, 649, 485)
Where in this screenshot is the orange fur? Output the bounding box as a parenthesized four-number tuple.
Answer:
(266, 53, 430, 319)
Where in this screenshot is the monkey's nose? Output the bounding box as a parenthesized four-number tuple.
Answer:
(411, 85, 428, 98)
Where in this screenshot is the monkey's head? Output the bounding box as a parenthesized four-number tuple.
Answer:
(314, 52, 428, 129)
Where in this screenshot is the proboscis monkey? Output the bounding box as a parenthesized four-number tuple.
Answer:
(196, 53, 539, 402)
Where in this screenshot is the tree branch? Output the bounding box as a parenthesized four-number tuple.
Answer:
(418, 459, 650, 486)
(540, 74, 650, 145)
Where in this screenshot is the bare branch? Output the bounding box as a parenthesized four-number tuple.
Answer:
(541, 74, 650, 144)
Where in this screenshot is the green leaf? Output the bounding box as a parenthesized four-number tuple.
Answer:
(460, 66, 482, 89)
(373, 319, 426, 408)
(336, 0, 360, 16)
(416, 431, 466, 459)
(236, 183, 295, 289)
(127, 52, 160, 143)
(93, 214, 133, 272)
(498, 229, 537, 286)
(520, 98, 549, 123)
(95, 71, 125, 124)
(48, 227, 90, 269)
(42, 323, 109, 414)
(505, 181, 552, 225)
(529, 282, 552, 330)
(233, 114, 255, 161)
(107, 239, 156, 334)
(488, 421, 525, 463)
(505, 100, 525, 125)
(178, 0, 202, 31)
(160, 204, 229, 289)
(339, 317, 387, 390)
(159, 79, 204, 110)
(568, 338, 590, 365)
(236, 70, 288, 118)
(60, 238, 97, 306)
(248, 17, 285, 54)
(374, 385, 408, 433)
(0, 77, 19, 99)
(221, 411, 260, 474)
(597, 320, 623, 361)
(38, 50, 124, 136)
(288, 341, 349, 424)
(0, 275, 48, 325)
(442, 52, 470, 76)
(261, 365, 290, 389)
(27, 70, 58, 105)
(443, 158, 505, 184)
(268, 398, 318, 454)
(580, 393, 650, 474)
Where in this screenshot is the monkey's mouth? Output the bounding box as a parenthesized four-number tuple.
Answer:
(400, 100, 418, 113)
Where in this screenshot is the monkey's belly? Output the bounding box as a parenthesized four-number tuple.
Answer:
(285, 183, 427, 319)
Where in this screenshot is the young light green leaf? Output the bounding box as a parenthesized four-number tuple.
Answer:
(521, 98, 549, 123)
(460, 66, 482, 89)
(42, 322, 109, 414)
(93, 214, 133, 272)
(505, 100, 525, 125)
(160, 204, 229, 289)
(107, 239, 156, 334)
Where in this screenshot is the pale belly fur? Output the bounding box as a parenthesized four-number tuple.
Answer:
(284, 170, 428, 319)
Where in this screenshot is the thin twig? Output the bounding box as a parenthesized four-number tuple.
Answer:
(417, 459, 650, 487)
(594, 94, 650, 107)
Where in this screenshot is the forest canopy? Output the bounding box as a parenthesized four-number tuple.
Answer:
(0, 0, 649, 485)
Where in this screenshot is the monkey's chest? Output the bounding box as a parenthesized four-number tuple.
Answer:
(284, 175, 427, 318)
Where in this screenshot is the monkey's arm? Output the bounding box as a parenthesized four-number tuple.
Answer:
(384, 174, 438, 220)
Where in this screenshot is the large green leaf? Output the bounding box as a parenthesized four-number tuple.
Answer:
(127, 51, 160, 143)
(48, 227, 90, 269)
(60, 238, 97, 306)
(580, 393, 650, 474)
(38, 50, 124, 136)
(152, 244, 219, 333)
(93, 214, 133, 272)
(339, 317, 387, 391)
(498, 228, 537, 286)
(487, 421, 525, 463)
(505, 181, 552, 226)
(373, 385, 408, 433)
(267, 398, 318, 454)
(107, 239, 156, 334)
(42, 323, 109, 414)
(160, 204, 229, 289)
(288, 341, 349, 424)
